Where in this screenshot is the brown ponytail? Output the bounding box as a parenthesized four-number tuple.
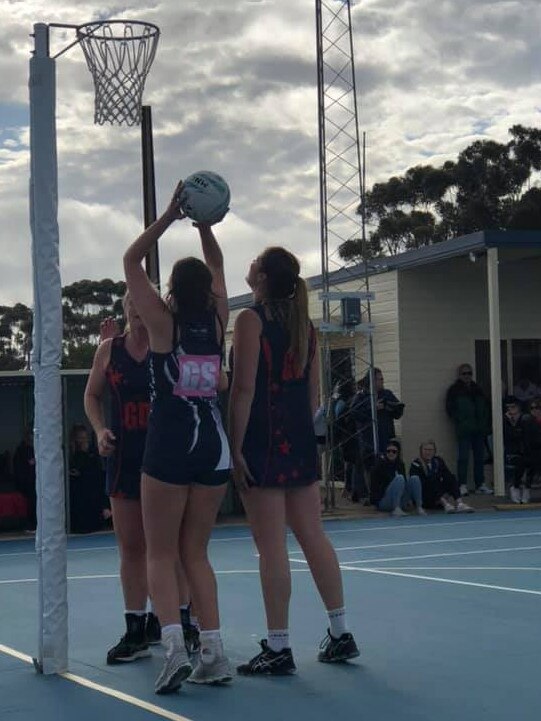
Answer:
(289, 276, 310, 374)
(259, 247, 311, 375)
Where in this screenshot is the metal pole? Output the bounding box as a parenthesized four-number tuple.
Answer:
(487, 247, 505, 496)
(141, 105, 160, 290)
(29, 21, 68, 674)
(315, 0, 333, 509)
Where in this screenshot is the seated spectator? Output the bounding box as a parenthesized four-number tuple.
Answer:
(351, 368, 405, 471)
(409, 441, 474, 514)
(69, 424, 110, 534)
(513, 376, 541, 406)
(370, 439, 425, 517)
(503, 396, 541, 504)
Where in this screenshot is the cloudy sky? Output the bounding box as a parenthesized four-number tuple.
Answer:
(1, 0, 541, 306)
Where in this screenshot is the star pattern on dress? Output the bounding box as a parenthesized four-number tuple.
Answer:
(107, 368, 124, 387)
(279, 440, 291, 455)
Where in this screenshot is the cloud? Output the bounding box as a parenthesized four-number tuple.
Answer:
(1, 0, 541, 307)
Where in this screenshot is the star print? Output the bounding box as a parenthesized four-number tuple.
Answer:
(108, 369, 123, 387)
(279, 441, 291, 455)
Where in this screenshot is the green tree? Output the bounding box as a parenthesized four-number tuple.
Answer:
(339, 125, 541, 262)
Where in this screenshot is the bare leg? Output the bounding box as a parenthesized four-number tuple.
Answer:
(179, 483, 227, 630)
(141, 474, 189, 626)
(286, 483, 343, 611)
(241, 488, 290, 630)
(110, 497, 147, 610)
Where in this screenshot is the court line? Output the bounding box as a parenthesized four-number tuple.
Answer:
(338, 565, 541, 597)
(289, 530, 541, 554)
(0, 643, 194, 721)
(288, 558, 541, 596)
(367, 567, 541, 571)
(0, 568, 310, 586)
(2, 514, 541, 557)
(327, 544, 541, 565)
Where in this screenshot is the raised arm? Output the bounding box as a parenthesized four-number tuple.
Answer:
(123, 183, 184, 348)
(197, 224, 229, 331)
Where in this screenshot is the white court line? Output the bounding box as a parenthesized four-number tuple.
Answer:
(0, 568, 310, 587)
(289, 558, 541, 597)
(290, 530, 541, 554)
(324, 544, 541, 565)
(339, 564, 541, 597)
(0, 643, 194, 721)
(2, 513, 541, 558)
(367, 567, 541, 571)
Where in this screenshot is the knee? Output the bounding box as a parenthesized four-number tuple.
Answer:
(393, 474, 406, 489)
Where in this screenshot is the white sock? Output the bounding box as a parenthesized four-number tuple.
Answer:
(267, 629, 289, 652)
(161, 623, 184, 655)
(125, 609, 146, 616)
(199, 629, 223, 661)
(327, 607, 348, 638)
(147, 598, 155, 613)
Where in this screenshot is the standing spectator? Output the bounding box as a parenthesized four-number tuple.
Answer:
(370, 439, 425, 517)
(409, 441, 474, 513)
(445, 364, 492, 496)
(69, 424, 110, 534)
(13, 428, 36, 530)
(503, 397, 541, 504)
(334, 379, 364, 502)
(351, 368, 405, 467)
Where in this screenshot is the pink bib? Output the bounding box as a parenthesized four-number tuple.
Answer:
(173, 354, 220, 398)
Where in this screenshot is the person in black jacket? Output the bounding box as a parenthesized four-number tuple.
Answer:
(351, 368, 405, 467)
(445, 364, 492, 496)
(13, 428, 36, 531)
(409, 441, 474, 514)
(370, 439, 425, 517)
(503, 396, 541, 504)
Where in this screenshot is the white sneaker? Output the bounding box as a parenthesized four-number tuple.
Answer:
(442, 499, 455, 513)
(521, 488, 531, 504)
(155, 633, 192, 695)
(459, 484, 469, 497)
(416, 506, 427, 516)
(509, 486, 521, 504)
(188, 652, 233, 685)
(476, 484, 494, 495)
(391, 507, 408, 518)
(455, 499, 474, 513)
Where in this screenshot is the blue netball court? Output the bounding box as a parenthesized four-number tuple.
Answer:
(1, 510, 540, 721)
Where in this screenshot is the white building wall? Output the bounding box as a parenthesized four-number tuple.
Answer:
(397, 253, 541, 473)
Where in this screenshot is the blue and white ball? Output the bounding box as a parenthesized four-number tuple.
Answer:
(178, 171, 230, 225)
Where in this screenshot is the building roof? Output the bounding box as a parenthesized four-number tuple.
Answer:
(229, 230, 541, 309)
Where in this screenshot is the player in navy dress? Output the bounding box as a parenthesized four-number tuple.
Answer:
(85, 297, 154, 664)
(229, 247, 359, 675)
(123, 181, 232, 694)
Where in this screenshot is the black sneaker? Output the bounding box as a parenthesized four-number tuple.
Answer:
(145, 612, 162, 645)
(237, 640, 296, 676)
(183, 623, 201, 655)
(317, 630, 360, 663)
(107, 632, 151, 664)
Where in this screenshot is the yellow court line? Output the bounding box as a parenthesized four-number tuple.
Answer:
(0, 643, 194, 721)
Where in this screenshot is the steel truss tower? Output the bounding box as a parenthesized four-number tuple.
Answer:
(315, 0, 378, 508)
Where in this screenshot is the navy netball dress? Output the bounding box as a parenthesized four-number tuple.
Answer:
(242, 304, 317, 488)
(105, 335, 151, 499)
(142, 310, 230, 485)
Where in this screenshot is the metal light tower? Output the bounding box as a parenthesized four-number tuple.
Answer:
(315, 0, 378, 507)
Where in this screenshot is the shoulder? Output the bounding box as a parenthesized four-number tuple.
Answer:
(235, 307, 263, 332)
(94, 338, 114, 370)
